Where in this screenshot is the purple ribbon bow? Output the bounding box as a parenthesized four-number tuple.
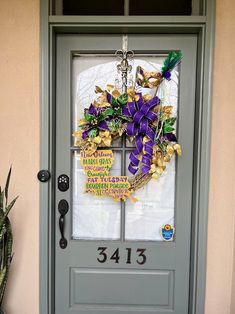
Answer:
(123, 94, 160, 175)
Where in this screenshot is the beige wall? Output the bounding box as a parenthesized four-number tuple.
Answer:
(205, 0, 235, 313)
(0, 0, 235, 313)
(0, 0, 39, 313)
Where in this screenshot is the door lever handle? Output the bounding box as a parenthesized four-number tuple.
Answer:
(58, 199, 69, 249)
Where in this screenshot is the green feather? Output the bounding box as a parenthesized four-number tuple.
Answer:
(161, 51, 183, 74)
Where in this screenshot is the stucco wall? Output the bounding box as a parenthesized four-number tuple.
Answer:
(0, 0, 234, 313)
(0, 0, 39, 313)
(205, 0, 235, 313)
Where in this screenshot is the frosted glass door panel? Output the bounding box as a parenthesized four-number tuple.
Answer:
(125, 156, 176, 241)
(72, 54, 179, 241)
(72, 151, 121, 240)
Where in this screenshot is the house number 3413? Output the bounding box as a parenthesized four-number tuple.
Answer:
(97, 247, 147, 265)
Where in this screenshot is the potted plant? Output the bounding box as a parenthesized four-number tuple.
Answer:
(0, 168, 18, 314)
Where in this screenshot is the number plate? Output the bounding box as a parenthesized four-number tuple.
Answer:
(97, 247, 147, 265)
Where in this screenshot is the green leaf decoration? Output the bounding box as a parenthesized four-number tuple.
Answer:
(99, 108, 114, 121)
(120, 115, 131, 121)
(111, 96, 119, 107)
(78, 124, 86, 129)
(113, 107, 122, 116)
(165, 117, 176, 126)
(107, 120, 122, 132)
(163, 117, 176, 134)
(84, 113, 95, 123)
(103, 108, 114, 116)
(118, 93, 128, 105)
(88, 129, 98, 138)
(158, 142, 168, 152)
(163, 124, 175, 134)
(161, 51, 182, 74)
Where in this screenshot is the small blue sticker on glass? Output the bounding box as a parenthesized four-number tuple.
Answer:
(160, 224, 175, 241)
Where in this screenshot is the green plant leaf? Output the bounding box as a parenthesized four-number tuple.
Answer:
(111, 96, 119, 107)
(0, 196, 18, 231)
(88, 129, 98, 138)
(120, 115, 131, 121)
(163, 117, 176, 134)
(99, 108, 114, 121)
(107, 119, 122, 132)
(0, 267, 6, 289)
(103, 108, 114, 116)
(0, 191, 4, 212)
(118, 93, 128, 105)
(84, 113, 95, 123)
(163, 124, 175, 134)
(5, 167, 12, 206)
(165, 117, 176, 126)
(5, 218, 13, 264)
(113, 107, 122, 116)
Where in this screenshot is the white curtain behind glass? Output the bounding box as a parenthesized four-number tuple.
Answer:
(72, 56, 178, 240)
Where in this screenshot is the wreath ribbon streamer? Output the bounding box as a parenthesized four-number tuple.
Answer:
(123, 94, 160, 174)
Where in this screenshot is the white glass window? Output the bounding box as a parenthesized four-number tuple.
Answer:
(72, 54, 179, 241)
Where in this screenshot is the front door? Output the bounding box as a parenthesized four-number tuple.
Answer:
(55, 34, 197, 314)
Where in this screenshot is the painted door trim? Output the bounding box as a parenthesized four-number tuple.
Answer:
(40, 1, 215, 313)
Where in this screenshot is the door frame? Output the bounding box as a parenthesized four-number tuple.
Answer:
(39, 1, 215, 313)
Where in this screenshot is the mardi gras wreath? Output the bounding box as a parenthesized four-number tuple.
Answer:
(73, 51, 182, 202)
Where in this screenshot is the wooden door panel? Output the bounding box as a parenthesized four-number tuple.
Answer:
(55, 34, 197, 314)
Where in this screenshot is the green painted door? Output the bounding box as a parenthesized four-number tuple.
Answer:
(55, 34, 197, 314)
